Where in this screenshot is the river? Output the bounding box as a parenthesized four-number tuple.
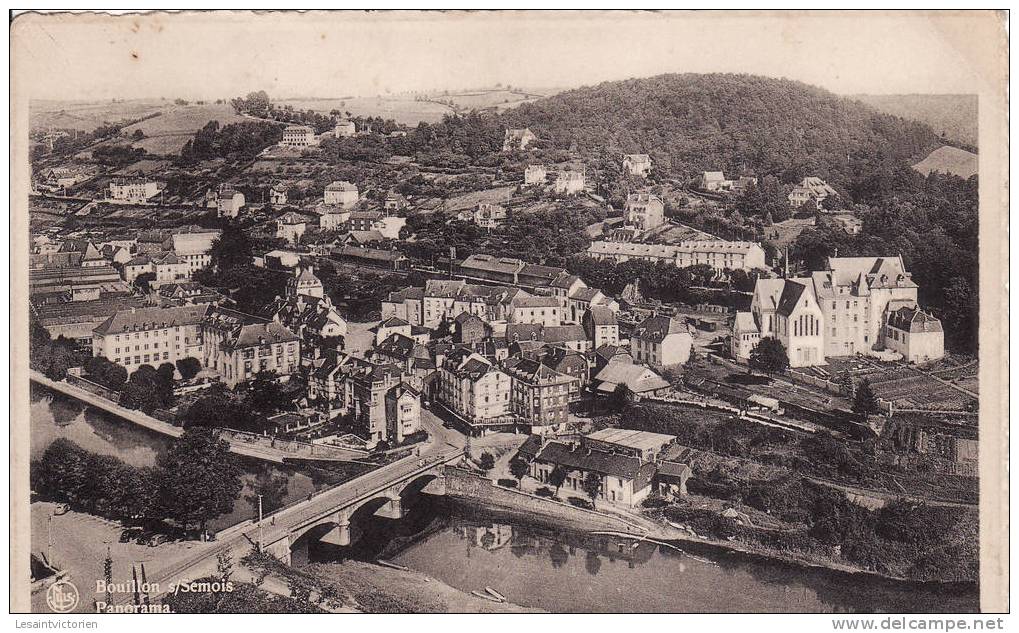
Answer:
(30, 386, 980, 613)
(29, 385, 369, 532)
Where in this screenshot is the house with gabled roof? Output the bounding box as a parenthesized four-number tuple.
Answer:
(884, 306, 944, 363)
(631, 316, 693, 368)
(436, 348, 512, 425)
(530, 440, 658, 507)
(623, 154, 652, 177)
(503, 128, 537, 151)
(503, 356, 577, 433)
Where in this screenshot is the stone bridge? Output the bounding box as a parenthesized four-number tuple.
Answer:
(252, 450, 462, 565)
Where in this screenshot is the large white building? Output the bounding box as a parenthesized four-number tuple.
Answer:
(631, 316, 693, 368)
(92, 304, 301, 388)
(324, 181, 359, 208)
(732, 256, 940, 367)
(524, 164, 547, 185)
(216, 186, 245, 218)
(623, 193, 665, 231)
(276, 212, 307, 245)
(788, 176, 838, 209)
(164, 229, 221, 274)
(109, 179, 161, 204)
(586, 239, 766, 272)
(281, 125, 317, 147)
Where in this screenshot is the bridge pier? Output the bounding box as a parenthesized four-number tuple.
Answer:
(373, 491, 404, 520)
(318, 510, 352, 547)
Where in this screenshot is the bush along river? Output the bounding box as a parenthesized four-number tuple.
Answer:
(291, 493, 979, 613)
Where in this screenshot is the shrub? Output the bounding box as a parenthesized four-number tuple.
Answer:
(534, 486, 555, 498)
(567, 496, 593, 510)
(641, 494, 670, 508)
(497, 479, 518, 489)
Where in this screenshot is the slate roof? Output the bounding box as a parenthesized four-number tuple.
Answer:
(94, 304, 210, 335)
(632, 316, 686, 343)
(593, 362, 669, 394)
(776, 280, 808, 317)
(534, 441, 657, 483)
(585, 306, 617, 326)
(887, 306, 943, 333)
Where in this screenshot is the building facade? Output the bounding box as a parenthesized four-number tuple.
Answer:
(623, 193, 665, 231)
(281, 125, 316, 147)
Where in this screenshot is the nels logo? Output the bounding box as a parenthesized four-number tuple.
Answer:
(46, 579, 80, 613)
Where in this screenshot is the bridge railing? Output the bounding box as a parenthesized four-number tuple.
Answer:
(221, 449, 462, 544)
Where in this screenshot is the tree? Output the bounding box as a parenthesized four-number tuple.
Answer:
(837, 370, 855, 397)
(134, 272, 156, 293)
(155, 427, 242, 536)
(749, 337, 789, 375)
(84, 356, 127, 390)
(131, 129, 146, 141)
(478, 451, 495, 473)
(509, 458, 529, 484)
(547, 465, 569, 497)
(852, 379, 881, 417)
(609, 383, 634, 411)
(176, 357, 202, 381)
(582, 472, 602, 508)
(244, 371, 288, 415)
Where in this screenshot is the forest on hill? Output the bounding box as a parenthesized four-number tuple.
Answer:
(499, 73, 946, 192)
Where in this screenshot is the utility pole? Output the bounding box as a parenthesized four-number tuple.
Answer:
(46, 513, 53, 564)
(257, 494, 264, 551)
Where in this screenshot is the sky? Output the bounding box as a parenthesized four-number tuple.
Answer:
(12, 10, 996, 102)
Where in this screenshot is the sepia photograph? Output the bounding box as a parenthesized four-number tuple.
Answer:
(8, 9, 1010, 620)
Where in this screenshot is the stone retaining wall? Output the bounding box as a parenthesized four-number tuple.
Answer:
(443, 467, 643, 534)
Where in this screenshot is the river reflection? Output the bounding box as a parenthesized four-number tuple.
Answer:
(298, 497, 978, 613)
(29, 386, 352, 532)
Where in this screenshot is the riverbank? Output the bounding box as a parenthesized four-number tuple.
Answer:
(243, 543, 537, 613)
(443, 466, 977, 588)
(304, 560, 539, 613)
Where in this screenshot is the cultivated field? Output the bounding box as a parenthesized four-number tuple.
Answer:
(912, 145, 978, 179)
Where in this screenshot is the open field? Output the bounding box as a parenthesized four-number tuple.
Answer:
(766, 217, 815, 250)
(123, 104, 248, 155)
(31, 99, 168, 131)
(32, 101, 250, 156)
(277, 97, 453, 126)
(912, 145, 978, 179)
(442, 185, 516, 212)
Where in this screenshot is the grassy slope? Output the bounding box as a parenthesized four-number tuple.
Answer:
(849, 94, 978, 149)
